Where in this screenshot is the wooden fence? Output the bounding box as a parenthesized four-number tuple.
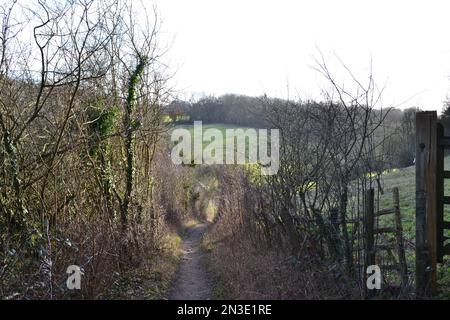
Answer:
(362, 187, 408, 297)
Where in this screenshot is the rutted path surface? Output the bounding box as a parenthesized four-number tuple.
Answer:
(169, 223, 213, 300)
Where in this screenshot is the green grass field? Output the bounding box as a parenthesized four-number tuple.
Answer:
(171, 123, 258, 162)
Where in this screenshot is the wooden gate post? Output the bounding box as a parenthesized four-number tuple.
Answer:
(436, 123, 444, 263)
(415, 111, 438, 298)
(393, 187, 408, 288)
(364, 188, 375, 298)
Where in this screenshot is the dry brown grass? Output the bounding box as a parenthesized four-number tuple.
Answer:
(202, 168, 360, 300)
(205, 220, 357, 300)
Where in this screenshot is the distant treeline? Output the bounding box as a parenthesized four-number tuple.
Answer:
(165, 94, 269, 127)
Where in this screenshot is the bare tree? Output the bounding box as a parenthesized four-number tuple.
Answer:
(0, 0, 173, 299)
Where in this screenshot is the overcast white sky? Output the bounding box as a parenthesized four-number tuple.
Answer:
(153, 0, 450, 110)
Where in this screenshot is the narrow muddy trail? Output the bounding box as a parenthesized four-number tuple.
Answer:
(169, 223, 213, 300)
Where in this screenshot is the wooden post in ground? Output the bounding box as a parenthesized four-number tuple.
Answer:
(364, 188, 375, 298)
(436, 123, 444, 263)
(415, 111, 438, 298)
(392, 187, 408, 289)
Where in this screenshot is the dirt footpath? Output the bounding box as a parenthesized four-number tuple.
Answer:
(169, 223, 213, 300)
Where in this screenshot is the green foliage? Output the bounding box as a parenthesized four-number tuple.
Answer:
(87, 101, 119, 137)
(86, 100, 119, 156)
